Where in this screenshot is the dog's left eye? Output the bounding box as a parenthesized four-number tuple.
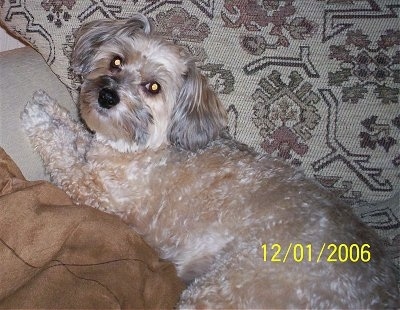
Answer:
(144, 82, 161, 95)
(110, 56, 123, 70)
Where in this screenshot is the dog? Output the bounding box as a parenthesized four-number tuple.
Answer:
(21, 14, 399, 308)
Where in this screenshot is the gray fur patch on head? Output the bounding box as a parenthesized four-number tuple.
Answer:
(72, 14, 151, 76)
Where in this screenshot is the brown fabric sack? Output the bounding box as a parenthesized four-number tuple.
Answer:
(0, 148, 184, 309)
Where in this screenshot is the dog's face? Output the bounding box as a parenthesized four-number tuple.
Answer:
(72, 14, 227, 152)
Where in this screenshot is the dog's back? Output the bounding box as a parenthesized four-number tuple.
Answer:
(168, 140, 399, 309)
(96, 138, 399, 308)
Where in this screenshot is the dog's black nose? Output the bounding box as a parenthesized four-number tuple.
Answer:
(98, 88, 120, 109)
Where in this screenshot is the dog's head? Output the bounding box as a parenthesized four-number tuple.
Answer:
(72, 14, 227, 152)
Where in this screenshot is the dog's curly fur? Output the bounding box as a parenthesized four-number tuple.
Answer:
(21, 14, 398, 309)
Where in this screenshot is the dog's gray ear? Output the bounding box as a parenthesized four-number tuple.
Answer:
(168, 62, 227, 151)
(72, 14, 151, 76)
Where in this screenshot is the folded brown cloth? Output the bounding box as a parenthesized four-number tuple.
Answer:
(0, 148, 184, 309)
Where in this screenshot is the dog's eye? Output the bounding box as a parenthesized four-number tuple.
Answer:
(110, 56, 123, 70)
(144, 82, 161, 95)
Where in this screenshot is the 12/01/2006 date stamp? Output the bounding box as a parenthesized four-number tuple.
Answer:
(261, 243, 371, 263)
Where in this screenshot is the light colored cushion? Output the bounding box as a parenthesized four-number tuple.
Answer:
(0, 47, 77, 181)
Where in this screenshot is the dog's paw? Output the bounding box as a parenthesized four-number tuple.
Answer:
(21, 92, 51, 131)
(21, 90, 71, 132)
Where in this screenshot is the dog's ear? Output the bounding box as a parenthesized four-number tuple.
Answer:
(168, 62, 227, 151)
(72, 14, 151, 76)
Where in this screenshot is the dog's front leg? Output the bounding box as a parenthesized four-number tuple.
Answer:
(21, 90, 93, 192)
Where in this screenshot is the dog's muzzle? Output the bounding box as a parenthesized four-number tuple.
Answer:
(98, 88, 120, 109)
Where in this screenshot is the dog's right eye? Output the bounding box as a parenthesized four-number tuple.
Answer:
(110, 56, 123, 70)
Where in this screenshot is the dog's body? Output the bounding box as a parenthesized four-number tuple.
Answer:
(22, 14, 398, 308)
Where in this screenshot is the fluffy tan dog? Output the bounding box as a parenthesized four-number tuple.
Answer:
(21, 14, 398, 309)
